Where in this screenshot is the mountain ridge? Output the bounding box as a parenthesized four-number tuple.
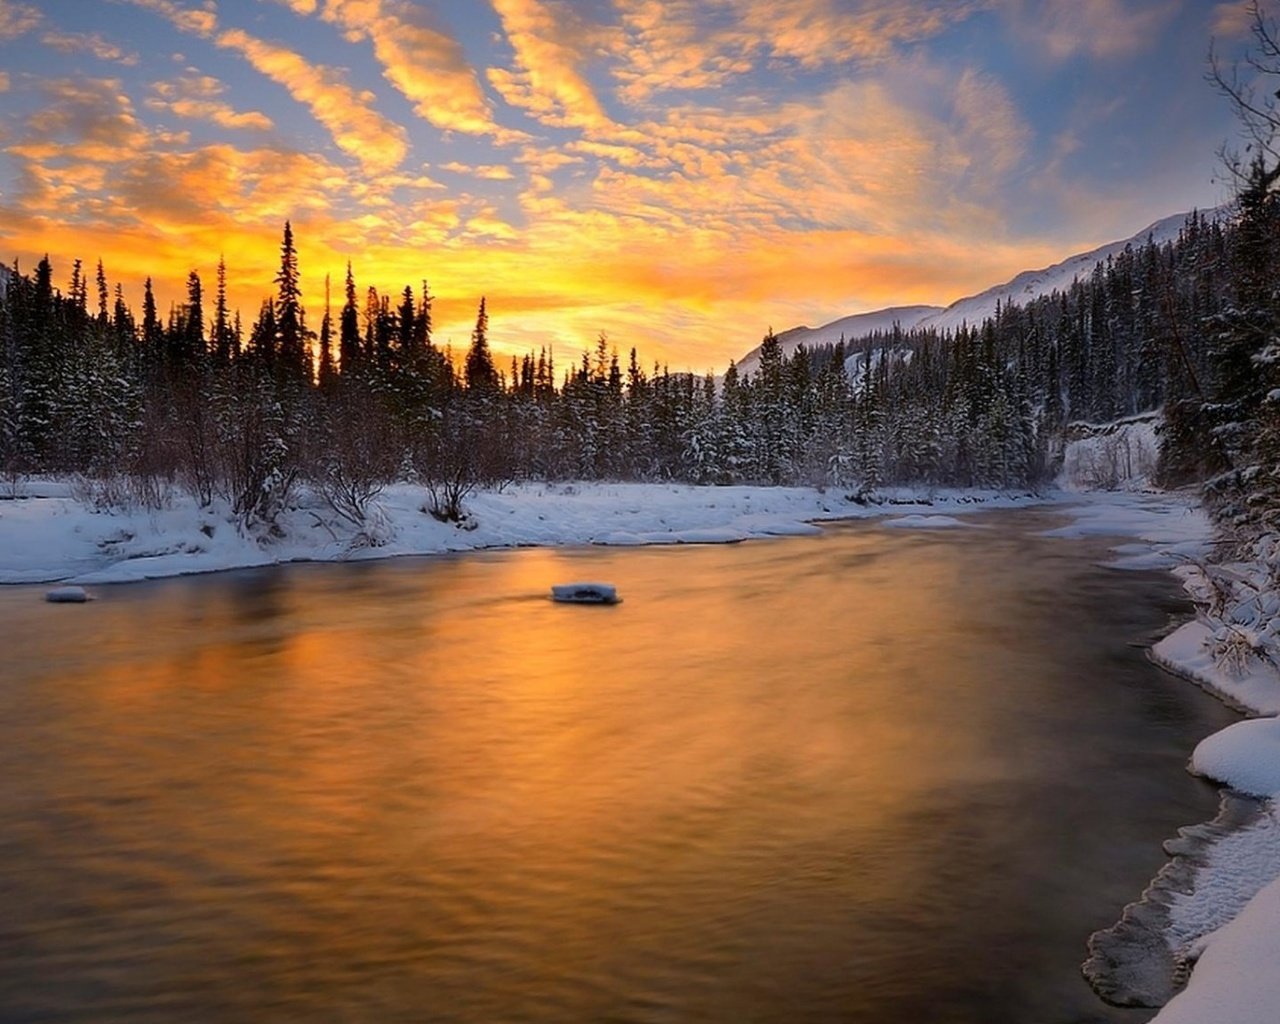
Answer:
(732, 207, 1223, 379)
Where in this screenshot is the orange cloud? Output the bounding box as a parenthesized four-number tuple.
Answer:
(439, 161, 516, 180)
(609, 0, 990, 102)
(123, 0, 218, 38)
(488, 0, 613, 130)
(0, 0, 1207, 374)
(12, 77, 151, 165)
(214, 28, 407, 173)
(304, 0, 523, 142)
(148, 74, 274, 131)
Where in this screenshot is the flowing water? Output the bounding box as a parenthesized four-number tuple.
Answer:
(0, 509, 1239, 1023)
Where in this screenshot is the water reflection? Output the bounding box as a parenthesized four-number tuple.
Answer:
(0, 511, 1238, 1023)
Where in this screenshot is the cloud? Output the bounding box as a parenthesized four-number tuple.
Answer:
(609, 0, 990, 102)
(0, 0, 39, 41)
(1211, 2, 1254, 39)
(298, 0, 521, 141)
(611, 0, 753, 103)
(1007, 0, 1179, 60)
(12, 76, 151, 164)
(214, 29, 407, 172)
(439, 161, 516, 180)
(488, 0, 613, 130)
(122, 0, 405, 169)
(41, 30, 140, 66)
(122, 0, 218, 37)
(0, 71, 8, 92)
(727, 0, 993, 68)
(147, 74, 274, 131)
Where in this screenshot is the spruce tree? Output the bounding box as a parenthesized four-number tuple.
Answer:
(274, 220, 306, 383)
(339, 262, 361, 376)
(465, 296, 498, 393)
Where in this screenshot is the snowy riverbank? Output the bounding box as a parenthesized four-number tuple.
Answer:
(0, 479, 1064, 586)
(1139, 533, 1280, 1024)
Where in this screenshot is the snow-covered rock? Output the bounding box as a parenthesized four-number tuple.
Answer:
(44, 585, 89, 603)
(1191, 720, 1280, 798)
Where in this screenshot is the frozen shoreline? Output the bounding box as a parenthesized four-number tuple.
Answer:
(0, 478, 1216, 588)
(1078, 524, 1280, 1021)
(0, 479, 1060, 587)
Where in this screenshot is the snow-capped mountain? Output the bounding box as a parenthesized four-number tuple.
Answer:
(732, 207, 1222, 378)
(914, 209, 1207, 336)
(733, 305, 940, 379)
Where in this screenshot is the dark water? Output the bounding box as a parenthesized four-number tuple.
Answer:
(0, 509, 1239, 1023)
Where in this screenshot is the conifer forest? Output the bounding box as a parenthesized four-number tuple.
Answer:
(0, 188, 1277, 537)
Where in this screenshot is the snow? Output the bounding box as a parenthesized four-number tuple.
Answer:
(1058, 416, 1161, 493)
(44, 585, 90, 603)
(734, 305, 939, 378)
(1191, 720, 1280, 797)
(1151, 621, 1280, 715)
(881, 514, 969, 529)
(1164, 809, 1280, 956)
(0, 480, 1044, 586)
(1155, 873, 1280, 1024)
(1038, 490, 1213, 569)
(915, 210, 1208, 337)
(1139, 519, 1280, 1024)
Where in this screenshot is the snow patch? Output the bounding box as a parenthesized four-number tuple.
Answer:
(1155, 871, 1280, 1024)
(881, 514, 969, 529)
(1191, 720, 1280, 797)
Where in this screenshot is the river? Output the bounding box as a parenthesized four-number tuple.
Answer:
(0, 508, 1238, 1023)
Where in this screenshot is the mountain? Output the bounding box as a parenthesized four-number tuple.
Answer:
(731, 208, 1219, 378)
(912, 209, 1204, 336)
(733, 305, 940, 379)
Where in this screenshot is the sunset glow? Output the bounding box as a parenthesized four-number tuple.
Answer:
(0, 0, 1246, 368)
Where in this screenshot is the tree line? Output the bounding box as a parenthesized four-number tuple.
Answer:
(0, 197, 1275, 537)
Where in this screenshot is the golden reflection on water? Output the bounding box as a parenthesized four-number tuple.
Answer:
(0, 516, 1239, 1023)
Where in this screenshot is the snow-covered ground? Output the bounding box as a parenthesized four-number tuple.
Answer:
(0, 478, 1051, 586)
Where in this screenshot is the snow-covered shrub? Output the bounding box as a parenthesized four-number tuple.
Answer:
(347, 500, 394, 549)
(70, 470, 172, 512)
(1193, 545, 1280, 675)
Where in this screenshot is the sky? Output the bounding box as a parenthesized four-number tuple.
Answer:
(0, 0, 1257, 369)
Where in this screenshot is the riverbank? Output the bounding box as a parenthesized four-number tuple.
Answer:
(1139, 532, 1280, 1024)
(0, 478, 1208, 587)
(1079, 513, 1280, 1022)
